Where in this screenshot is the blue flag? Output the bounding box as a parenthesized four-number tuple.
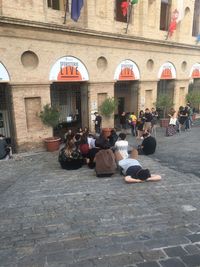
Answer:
(71, 0, 83, 22)
(196, 34, 200, 44)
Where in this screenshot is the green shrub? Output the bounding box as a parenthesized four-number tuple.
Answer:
(186, 91, 200, 108)
(39, 104, 60, 128)
(99, 97, 117, 117)
(154, 94, 174, 118)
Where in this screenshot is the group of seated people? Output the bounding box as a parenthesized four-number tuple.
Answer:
(58, 128, 161, 183)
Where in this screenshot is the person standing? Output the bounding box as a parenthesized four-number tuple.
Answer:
(119, 111, 127, 133)
(151, 107, 158, 136)
(136, 110, 145, 139)
(143, 108, 153, 132)
(129, 112, 137, 136)
(94, 112, 102, 135)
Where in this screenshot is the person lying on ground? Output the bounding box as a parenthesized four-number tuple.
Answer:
(115, 148, 161, 183)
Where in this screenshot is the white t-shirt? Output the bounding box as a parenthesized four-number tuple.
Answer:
(87, 137, 96, 148)
(115, 140, 129, 159)
(118, 158, 142, 175)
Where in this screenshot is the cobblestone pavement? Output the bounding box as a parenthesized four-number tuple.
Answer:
(0, 123, 200, 267)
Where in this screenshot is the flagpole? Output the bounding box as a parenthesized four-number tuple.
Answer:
(63, 0, 69, 24)
(125, 4, 133, 34)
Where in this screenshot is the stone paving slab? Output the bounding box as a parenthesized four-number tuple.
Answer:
(0, 125, 200, 266)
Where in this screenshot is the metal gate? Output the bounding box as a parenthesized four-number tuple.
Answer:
(0, 83, 15, 147)
(50, 82, 88, 137)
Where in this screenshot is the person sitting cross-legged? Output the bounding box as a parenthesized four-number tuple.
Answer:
(138, 131, 156, 155)
(58, 137, 83, 170)
(115, 148, 161, 183)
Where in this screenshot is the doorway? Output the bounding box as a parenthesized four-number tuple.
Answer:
(50, 82, 88, 138)
(0, 83, 14, 146)
(114, 81, 139, 128)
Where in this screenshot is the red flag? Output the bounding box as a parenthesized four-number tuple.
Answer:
(168, 9, 179, 37)
(121, 1, 129, 17)
(168, 20, 177, 37)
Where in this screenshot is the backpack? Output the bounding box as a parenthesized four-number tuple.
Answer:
(95, 149, 117, 177)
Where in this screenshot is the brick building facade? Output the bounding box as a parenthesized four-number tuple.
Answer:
(0, 0, 200, 151)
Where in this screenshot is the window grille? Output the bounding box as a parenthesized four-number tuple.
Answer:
(192, 0, 200, 36)
(160, 0, 171, 31)
(47, 0, 66, 11)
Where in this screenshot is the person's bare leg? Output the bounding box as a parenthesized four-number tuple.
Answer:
(146, 175, 162, 182)
(124, 176, 143, 183)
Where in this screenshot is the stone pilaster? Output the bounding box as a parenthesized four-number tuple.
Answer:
(174, 79, 190, 111)
(87, 82, 115, 131)
(138, 80, 158, 111)
(11, 83, 52, 151)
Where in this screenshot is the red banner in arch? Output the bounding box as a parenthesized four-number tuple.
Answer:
(192, 69, 200, 78)
(119, 68, 135, 81)
(160, 68, 173, 80)
(57, 66, 82, 81)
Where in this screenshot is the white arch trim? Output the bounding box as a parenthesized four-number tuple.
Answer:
(114, 59, 140, 81)
(0, 62, 10, 82)
(49, 56, 89, 82)
(190, 63, 200, 79)
(158, 62, 176, 80)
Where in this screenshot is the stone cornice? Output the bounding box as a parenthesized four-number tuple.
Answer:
(0, 16, 200, 51)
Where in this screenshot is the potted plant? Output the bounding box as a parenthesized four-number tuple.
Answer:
(154, 94, 174, 127)
(99, 97, 118, 137)
(186, 91, 200, 120)
(39, 104, 61, 152)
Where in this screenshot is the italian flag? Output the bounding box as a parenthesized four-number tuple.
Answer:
(121, 0, 138, 17)
(168, 0, 184, 37)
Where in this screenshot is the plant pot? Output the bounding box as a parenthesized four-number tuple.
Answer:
(160, 118, 169, 128)
(102, 128, 112, 138)
(44, 137, 61, 152)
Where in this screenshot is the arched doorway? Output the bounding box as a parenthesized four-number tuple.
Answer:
(189, 63, 200, 112)
(49, 56, 89, 138)
(0, 62, 13, 146)
(114, 60, 140, 128)
(157, 62, 176, 117)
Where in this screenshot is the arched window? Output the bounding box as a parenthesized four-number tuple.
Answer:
(160, 0, 171, 31)
(192, 0, 200, 36)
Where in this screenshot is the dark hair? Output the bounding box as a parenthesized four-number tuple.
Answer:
(95, 136, 111, 149)
(74, 133, 81, 141)
(137, 169, 151, 179)
(119, 133, 126, 140)
(80, 133, 88, 144)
